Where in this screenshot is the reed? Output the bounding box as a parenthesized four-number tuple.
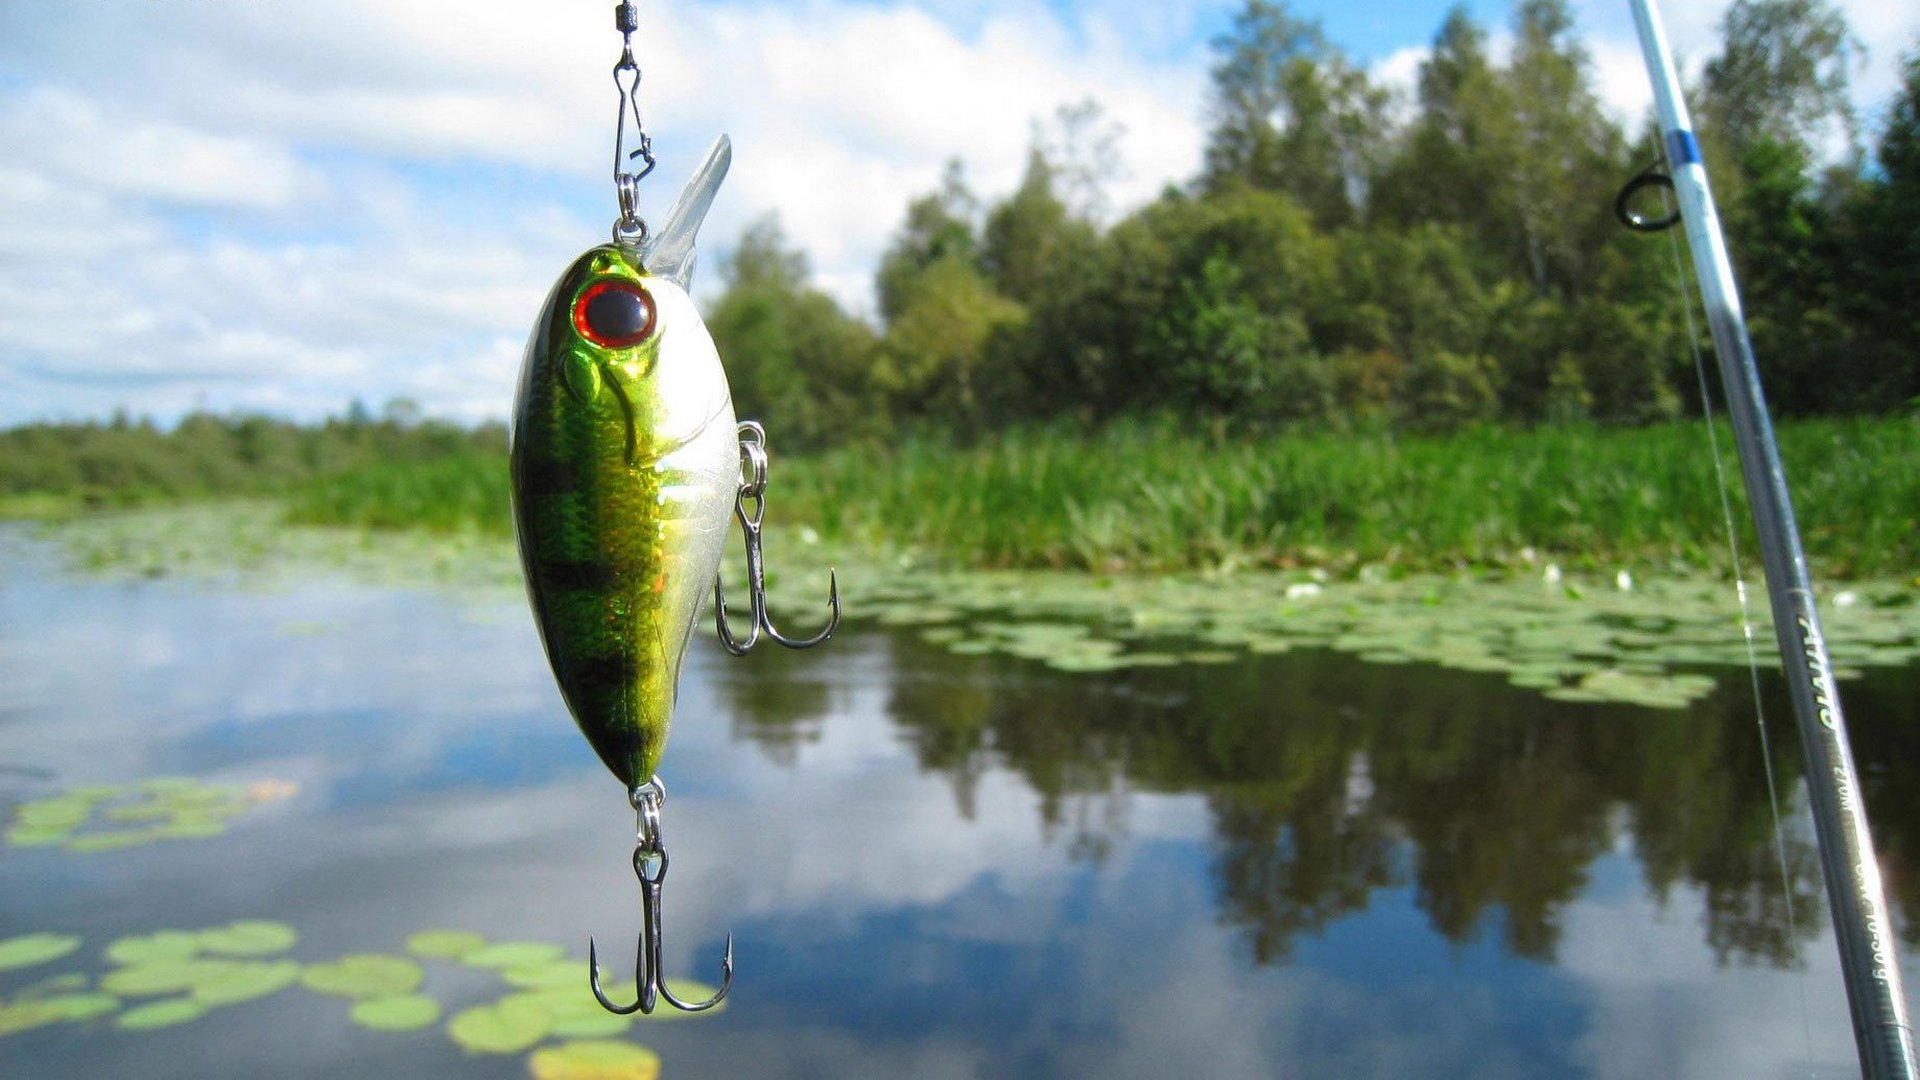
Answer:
(773, 416, 1918, 576)
(274, 416, 1917, 577)
(283, 454, 511, 536)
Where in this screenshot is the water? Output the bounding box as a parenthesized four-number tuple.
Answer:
(1, 527, 1914, 1078)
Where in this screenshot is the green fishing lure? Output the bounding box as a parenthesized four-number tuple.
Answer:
(510, 4, 838, 1017)
(511, 165, 738, 791)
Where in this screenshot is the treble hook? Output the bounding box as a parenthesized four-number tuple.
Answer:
(714, 421, 841, 655)
(587, 778, 733, 1014)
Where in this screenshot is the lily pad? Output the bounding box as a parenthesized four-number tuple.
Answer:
(447, 998, 553, 1054)
(102, 959, 239, 997)
(548, 1008, 634, 1039)
(31, 992, 119, 1025)
(0, 932, 82, 971)
(15, 798, 95, 829)
(500, 960, 581, 989)
(115, 997, 208, 1030)
(1182, 650, 1241, 665)
(190, 960, 301, 1006)
(0, 1000, 67, 1036)
(498, 988, 628, 1037)
(197, 920, 297, 956)
(105, 804, 175, 823)
(406, 930, 488, 960)
(65, 832, 153, 853)
(105, 930, 202, 966)
(349, 994, 442, 1032)
(6, 827, 72, 847)
(29, 992, 121, 1023)
(15, 972, 90, 998)
(462, 942, 565, 970)
(300, 955, 423, 999)
(528, 1039, 662, 1080)
(151, 820, 228, 840)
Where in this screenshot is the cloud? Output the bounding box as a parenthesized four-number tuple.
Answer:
(1558, 855, 1865, 1078)
(659, 3, 1207, 315)
(0, 88, 310, 211)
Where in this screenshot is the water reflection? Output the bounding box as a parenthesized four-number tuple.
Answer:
(2, 529, 1913, 1078)
(771, 631, 1867, 973)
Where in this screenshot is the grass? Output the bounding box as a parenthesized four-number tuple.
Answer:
(777, 416, 1919, 577)
(282, 455, 511, 536)
(69, 415, 1920, 580)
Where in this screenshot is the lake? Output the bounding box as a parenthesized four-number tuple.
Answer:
(1, 522, 1915, 1078)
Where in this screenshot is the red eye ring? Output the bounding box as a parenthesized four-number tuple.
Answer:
(571, 279, 657, 349)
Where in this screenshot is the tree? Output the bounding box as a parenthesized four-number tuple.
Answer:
(1702, 0, 1869, 412)
(1371, 8, 1507, 238)
(1500, 0, 1626, 296)
(879, 257, 1027, 430)
(981, 149, 1098, 305)
(874, 160, 979, 323)
(1372, 2, 1625, 299)
(1831, 45, 1920, 408)
(705, 214, 883, 449)
(1702, 0, 1862, 161)
(1033, 99, 1125, 224)
(1201, 0, 1388, 229)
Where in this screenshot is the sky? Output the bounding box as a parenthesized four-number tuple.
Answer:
(1, 0, 1914, 428)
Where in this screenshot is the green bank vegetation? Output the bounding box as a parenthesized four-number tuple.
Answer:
(0, 403, 505, 519)
(4, 412, 1914, 579)
(780, 417, 1920, 576)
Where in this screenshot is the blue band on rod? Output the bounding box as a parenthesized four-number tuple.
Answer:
(1667, 130, 1701, 166)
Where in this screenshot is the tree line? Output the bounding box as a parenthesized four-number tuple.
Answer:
(0, 400, 506, 506)
(707, 0, 1920, 448)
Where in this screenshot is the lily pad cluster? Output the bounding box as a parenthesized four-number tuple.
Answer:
(0, 921, 301, 1036)
(4, 777, 298, 852)
(41, 504, 1919, 711)
(0, 924, 714, 1079)
(409, 931, 723, 1055)
(50, 503, 521, 592)
(827, 562, 1920, 709)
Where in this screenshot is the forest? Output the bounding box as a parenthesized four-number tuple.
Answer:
(706, 0, 1918, 445)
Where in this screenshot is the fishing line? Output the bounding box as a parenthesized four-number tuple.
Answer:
(1650, 150, 1816, 1064)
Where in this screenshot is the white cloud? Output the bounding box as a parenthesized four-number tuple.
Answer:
(1559, 860, 1864, 1078)
(1371, 44, 1428, 128)
(659, 3, 1206, 316)
(0, 88, 310, 211)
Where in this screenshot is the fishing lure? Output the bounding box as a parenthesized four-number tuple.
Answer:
(510, 3, 839, 1015)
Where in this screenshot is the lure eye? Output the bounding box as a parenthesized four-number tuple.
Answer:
(572, 279, 657, 349)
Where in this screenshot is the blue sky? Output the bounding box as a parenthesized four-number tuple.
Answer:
(1, 0, 1913, 427)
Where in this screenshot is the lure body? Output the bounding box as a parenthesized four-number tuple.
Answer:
(510, 243, 737, 788)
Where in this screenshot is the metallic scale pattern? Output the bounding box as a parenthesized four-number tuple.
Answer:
(510, 244, 737, 790)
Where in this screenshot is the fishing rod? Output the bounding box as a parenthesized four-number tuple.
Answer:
(1623, 2, 1916, 1075)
